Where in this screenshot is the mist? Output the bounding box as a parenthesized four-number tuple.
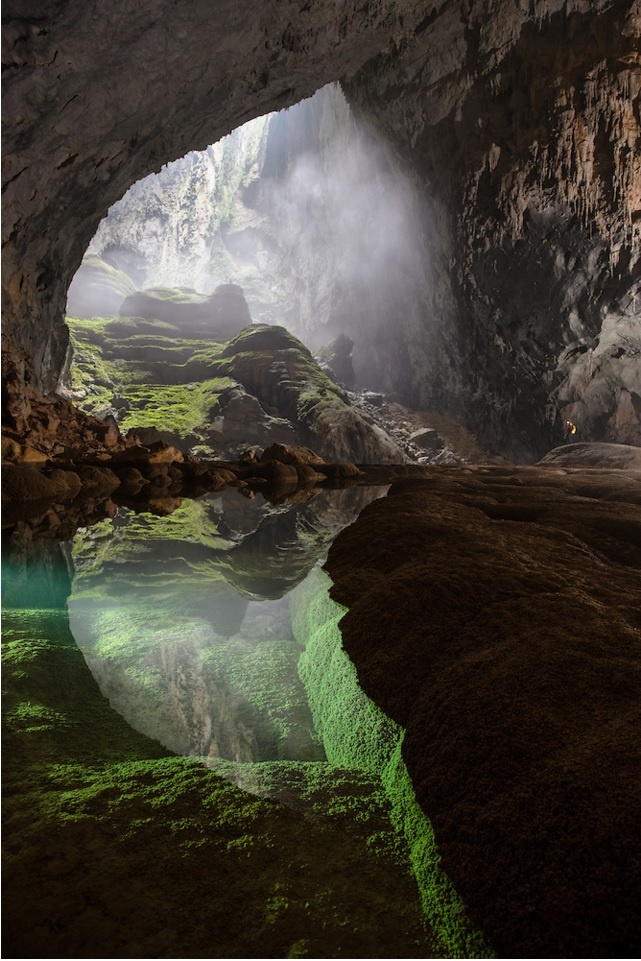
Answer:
(67, 83, 431, 390)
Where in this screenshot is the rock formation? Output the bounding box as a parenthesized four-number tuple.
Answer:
(324, 461, 641, 957)
(119, 282, 252, 340)
(61, 308, 406, 462)
(65, 254, 136, 318)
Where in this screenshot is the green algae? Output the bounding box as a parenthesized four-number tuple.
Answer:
(290, 567, 494, 959)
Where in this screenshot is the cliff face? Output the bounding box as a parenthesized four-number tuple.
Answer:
(342, 0, 641, 457)
(2, 0, 640, 459)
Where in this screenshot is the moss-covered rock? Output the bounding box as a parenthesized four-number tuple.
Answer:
(120, 282, 251, 340)
(65, 316, 406, 462)
(290, 567, 491, 959)
(65, 254, 137, 319)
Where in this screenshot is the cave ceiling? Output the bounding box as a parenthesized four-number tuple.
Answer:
(2, 0, 640, 458)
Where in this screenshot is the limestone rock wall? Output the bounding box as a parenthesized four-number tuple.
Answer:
(343, 0, 641, 457)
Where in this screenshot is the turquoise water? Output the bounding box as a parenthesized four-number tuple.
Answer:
(13, 485, 383, 763)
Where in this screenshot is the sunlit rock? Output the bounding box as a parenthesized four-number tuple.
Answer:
(120, 282, 252, 340)
(66, 254, 136, 319)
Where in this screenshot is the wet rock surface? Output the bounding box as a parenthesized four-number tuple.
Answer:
(324, 455, 641, 957)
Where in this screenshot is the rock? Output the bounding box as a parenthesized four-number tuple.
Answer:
(66, 254, 136, 318)
(324, 464, 641, 958)
(75, 465, 121, 495)
(253, 461, 300, 485)
(314, 333, 356, 389)
(2, 466, 81, 502)
(216, 385, 298, 456)
(314, 462, 362, 479)
(295, 464, 326, 486)
(109, 442, 183, 466)
(360, 391, 384, 408)
(147, 442, 184, 464)
(218, 325, 406, 464)
(1, 436, 22, 461)
(260, 443, 325, 466)
(119, 283, 252, 340)
(17, 445, 49, 465)
(90, 405, 120, 428)
(125, 426, 170, 448)
(408, 427, 443, 450)
(538, 442, 641, 470)
(114, 466, 148, 494)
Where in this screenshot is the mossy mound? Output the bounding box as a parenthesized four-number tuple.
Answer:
(290, 568, 491, 959)
(65, 316, 405, 462)
(119, 282, 251, 340)
(218, 325, 405, 463)
(66, 254, 137, 318)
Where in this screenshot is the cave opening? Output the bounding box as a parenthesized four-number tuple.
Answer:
(61, 83, 437, 464)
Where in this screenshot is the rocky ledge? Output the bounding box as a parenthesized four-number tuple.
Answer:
(1, 381, 365, 538)
(324, 453, 641, 957)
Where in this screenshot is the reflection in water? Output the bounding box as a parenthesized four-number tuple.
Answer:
(67, 484, 385, 761)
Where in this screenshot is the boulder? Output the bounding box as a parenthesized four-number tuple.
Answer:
(409, 427, 444, 450)
(260, 443, 325, 466)
(2, 466, 81, 502)
(75, 465, 121, 496)
(538, 442, 641, 470)
(314, 333, 356, 389)
(216, 386, 297, 456)
(120, 283, 252, 340)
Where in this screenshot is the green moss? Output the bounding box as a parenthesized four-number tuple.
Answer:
(290, 568, 494, 959)
(116, 378, 234, 439)
(66, 314, 237, 441)
(3, 546, 442, 957)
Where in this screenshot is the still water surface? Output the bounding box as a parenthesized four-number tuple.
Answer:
(64, 484, 385, 765)
(3, 483, 483, 958)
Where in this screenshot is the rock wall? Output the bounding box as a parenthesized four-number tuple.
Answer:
(2, 0, 640, 460)
(342, 0, 641, 457)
